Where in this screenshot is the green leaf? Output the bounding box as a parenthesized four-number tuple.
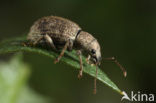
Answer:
(0, 54, 50, 103)
(0, 36, 123, 95)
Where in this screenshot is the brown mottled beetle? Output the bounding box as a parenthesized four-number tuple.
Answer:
(27, 16, 126, 94)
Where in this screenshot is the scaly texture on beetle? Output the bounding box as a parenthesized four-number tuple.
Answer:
(28, 16, 81, 44)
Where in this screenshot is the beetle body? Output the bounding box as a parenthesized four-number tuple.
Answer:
(27, 16, 101, 63)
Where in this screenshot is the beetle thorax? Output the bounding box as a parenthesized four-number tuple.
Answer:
(76, 31, 100, 53)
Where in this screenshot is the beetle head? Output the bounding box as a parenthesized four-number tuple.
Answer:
(89, 40, 101, 66)
(75, 31, 102, 66)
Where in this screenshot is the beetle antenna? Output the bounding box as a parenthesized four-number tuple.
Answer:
(103, 57, 127, 77)
(93, 63, 98, 94)
(114, 59, 127, 77)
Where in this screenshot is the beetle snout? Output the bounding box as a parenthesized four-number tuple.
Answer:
(91, 56, 101, 66)
(96, 56, 102, 66)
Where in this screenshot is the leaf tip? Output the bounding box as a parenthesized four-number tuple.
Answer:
(120, 91, 125, 95)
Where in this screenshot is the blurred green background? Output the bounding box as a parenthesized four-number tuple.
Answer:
(0, 0, 156, 103)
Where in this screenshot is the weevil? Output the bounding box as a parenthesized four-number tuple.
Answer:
(27, 16, 126, 94)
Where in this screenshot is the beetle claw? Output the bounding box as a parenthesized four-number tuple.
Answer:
(78, 70, 83, 79)
(54, 59, 59, 64)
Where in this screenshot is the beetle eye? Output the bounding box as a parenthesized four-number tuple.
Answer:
(91, 49, 96, 54)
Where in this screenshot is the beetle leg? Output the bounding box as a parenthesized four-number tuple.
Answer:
(93, 64, 98, 94)
(33, 36, 44, 46)
(85, 55, 95, 66)
(54, 40, 70, 64)
(44, 34, 56, 50)
(103, 57, 127, 77)
(86, 55, 91, 64)
(77, 50, 83, 78)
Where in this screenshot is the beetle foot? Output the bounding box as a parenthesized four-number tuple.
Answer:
(78, 71, 83, 79)
(91, 64, 95, 66)
(85, 58, 95, 67)
(21, 42, 27, 47)
(93, 88, 97, 94)
(22, 42, 34, 47)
